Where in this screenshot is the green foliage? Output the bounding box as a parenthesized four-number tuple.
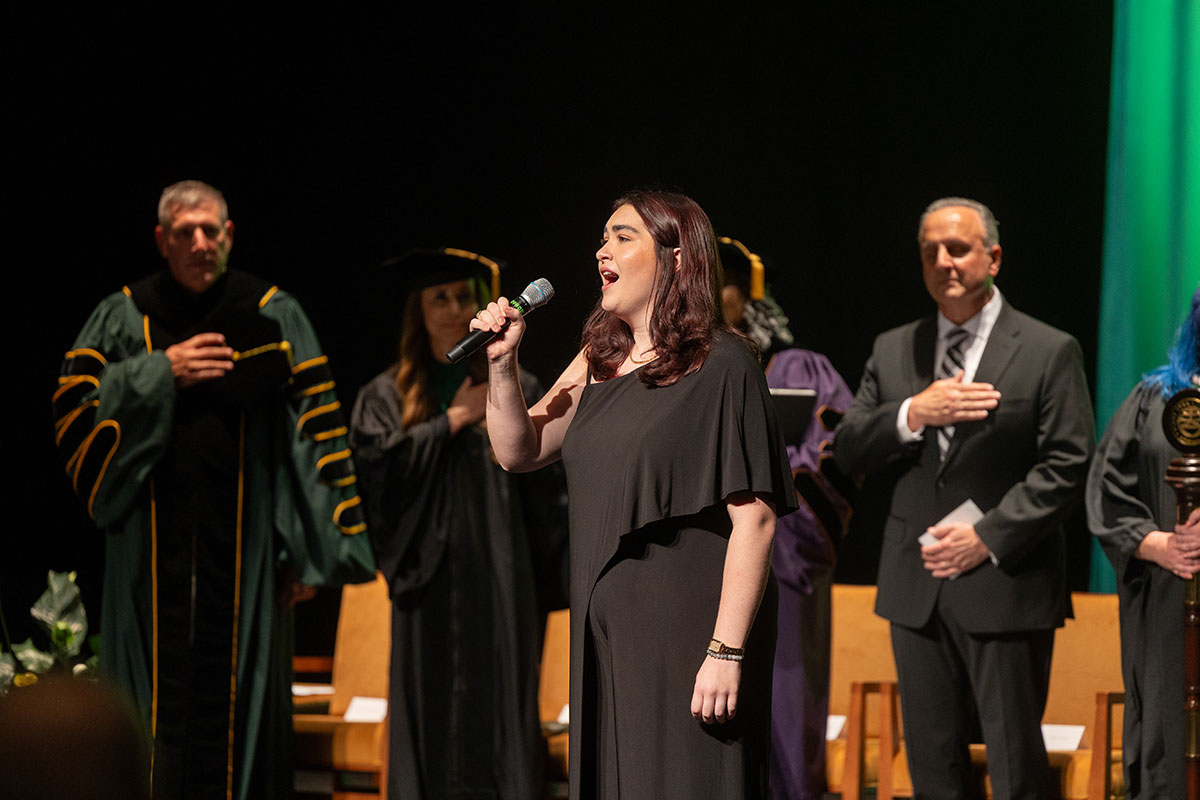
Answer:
(12, 639, 54, 674)
(0, 652, 14, 695)
(0, 571, 98, 694)
(30, 570, 88, 663)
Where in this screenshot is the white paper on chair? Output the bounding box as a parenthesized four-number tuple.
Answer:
(826, 715, 847, 741)
(1041, 724, 1085, 751)
(343, 696, 388, 722)
(557, 704, 570, 725)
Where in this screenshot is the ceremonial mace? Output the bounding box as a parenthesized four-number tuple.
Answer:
(1163, 387, 1200, 799)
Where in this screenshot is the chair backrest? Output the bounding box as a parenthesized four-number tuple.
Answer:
(539, 609, 571, 723)
(1043, 591, 1124, 748)
(329, 572, 392, 717)
(829, 584, 899, 733)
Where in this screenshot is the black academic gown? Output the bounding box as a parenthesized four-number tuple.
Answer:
(350, 365, 568, 800)
(1087, 380, 1186, 800)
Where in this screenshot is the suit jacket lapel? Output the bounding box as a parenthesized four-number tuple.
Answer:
(911, 316, 937, 398)
(938, 301, 1022, 475)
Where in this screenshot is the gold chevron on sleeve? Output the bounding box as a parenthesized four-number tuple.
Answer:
(315, 448, 357, 488)
(55, 400, 99, 445)
(299, 380, 336, 398)
(297, 401, 341, 432)
(54, 374, 99, 401)
(258, 285, 280, 309)
(293, 355, 329, 374)
(333, 496, 367, 535)
(65, 348, 108, 367)
(65, 419, 120, 518)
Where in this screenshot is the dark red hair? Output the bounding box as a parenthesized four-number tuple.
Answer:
(581, 190, 737, 386)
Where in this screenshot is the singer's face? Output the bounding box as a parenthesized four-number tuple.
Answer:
(421, 280, 479, 357)
(596, 204, 662, 329)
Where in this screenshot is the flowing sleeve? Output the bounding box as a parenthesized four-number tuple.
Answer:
(1086, 381, 1163, 584)
(349, 370, 458, 594)
(770, 349, 857, 538)
(263, 291, 375, 586)
(709, 337, 799, 517)
(52, 291, 176, 527)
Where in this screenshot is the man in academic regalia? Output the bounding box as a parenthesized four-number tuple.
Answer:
(52, 180, 375, 800)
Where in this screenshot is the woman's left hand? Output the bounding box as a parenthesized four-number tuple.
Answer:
(691, 655, 741, 724)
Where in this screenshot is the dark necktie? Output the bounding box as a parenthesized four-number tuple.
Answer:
(936, 327, 970, 460)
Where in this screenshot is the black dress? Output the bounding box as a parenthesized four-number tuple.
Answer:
(350, 364, 568, 800)
(559, 334, 797, 799)
(1086, 380, 1185, 799)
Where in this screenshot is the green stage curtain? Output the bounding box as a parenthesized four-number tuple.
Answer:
(1090, 0, 1200, 591)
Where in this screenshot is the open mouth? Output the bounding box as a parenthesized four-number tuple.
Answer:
(600, 269, 618, 289)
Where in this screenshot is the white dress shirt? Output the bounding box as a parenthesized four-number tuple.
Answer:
(896, 287, 1004, 442)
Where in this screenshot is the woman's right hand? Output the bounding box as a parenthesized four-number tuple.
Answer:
(446, 377, 488, 435)
(471, 297, 526, 361)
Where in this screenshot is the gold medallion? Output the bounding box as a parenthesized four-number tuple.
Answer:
(1163, 388, 1200, 453)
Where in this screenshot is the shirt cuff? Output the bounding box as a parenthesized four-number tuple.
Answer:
(897, 397, 924, 443)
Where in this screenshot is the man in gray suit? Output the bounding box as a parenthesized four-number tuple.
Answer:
(834, 197, 1094, 800)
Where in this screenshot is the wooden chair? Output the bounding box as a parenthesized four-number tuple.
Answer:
(1041, 592, 1124, 800)
(539, 609, 571, 796)
(293, 573, 391, 798)
(827, 583, 908, 799)
(831, 589, 1125, 800)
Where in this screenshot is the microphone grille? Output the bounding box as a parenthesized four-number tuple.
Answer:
(521, 278, 555, 311)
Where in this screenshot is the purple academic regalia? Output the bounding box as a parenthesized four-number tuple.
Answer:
(765, 349, 854, 800)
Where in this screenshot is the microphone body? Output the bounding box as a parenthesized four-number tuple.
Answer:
(446, 278, 555, 364)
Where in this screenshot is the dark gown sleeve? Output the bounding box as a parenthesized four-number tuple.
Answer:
(1086, 382, 1165, 584)
(350, 372, 458, 594)
(53, 291, 177, 527)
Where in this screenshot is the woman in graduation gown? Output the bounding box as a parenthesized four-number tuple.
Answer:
(349, 249, 568, 800)
(1087, 287, 1200, 799)
(474, 191, 797, 799)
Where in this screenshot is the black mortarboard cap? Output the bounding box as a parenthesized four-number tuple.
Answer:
(381, 247, 505, 298)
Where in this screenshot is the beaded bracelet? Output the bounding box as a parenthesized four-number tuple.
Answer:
(706, 638, 745, 662)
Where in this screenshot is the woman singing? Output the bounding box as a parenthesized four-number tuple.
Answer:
(474, 191, 796, 798)
(350, 249, 567, 800)
(1087, 287, 1200, 800)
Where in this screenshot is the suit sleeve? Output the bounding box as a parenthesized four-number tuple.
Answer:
(975, 334, 1094, 566)
(52, 293, 176, 527)
(833, 337, 919, 478)
(263, 292, 375, 586)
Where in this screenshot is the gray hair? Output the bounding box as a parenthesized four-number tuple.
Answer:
(157, 180, 228, 228)
(918, 197, 1000, 248)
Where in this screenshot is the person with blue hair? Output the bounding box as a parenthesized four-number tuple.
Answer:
(1087, 286, 1200, 799)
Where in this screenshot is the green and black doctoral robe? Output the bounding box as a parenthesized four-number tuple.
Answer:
(53, 270, 375, 800)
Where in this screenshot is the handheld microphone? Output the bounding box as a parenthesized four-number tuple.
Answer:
(446, 278, 555, 363)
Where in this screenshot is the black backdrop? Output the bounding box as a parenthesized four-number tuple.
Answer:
(11, 5, 1112, 651)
